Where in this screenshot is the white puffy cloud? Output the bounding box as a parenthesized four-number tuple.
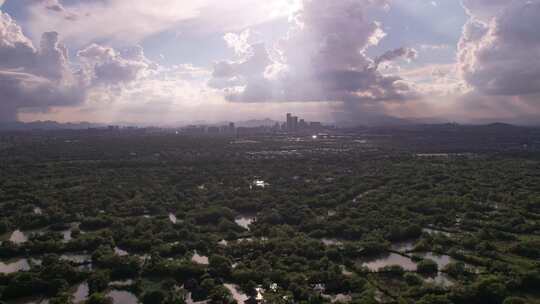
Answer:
(0, 10, 157, 121)
(0, 12, 37, 69)
(78, 44, 152, 85)
(210, 0, 417, 106)
(0, 12, 84, 120)
(223, 30, 252, 56)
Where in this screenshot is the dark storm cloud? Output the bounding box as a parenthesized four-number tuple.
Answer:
(0, 70, 84, 115)
(373, 47, 418, 69)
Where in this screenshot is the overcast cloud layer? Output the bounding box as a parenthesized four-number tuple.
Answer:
(0, 0, 539, 125)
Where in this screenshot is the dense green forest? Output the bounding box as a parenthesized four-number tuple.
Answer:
(0, 128, 539, 304)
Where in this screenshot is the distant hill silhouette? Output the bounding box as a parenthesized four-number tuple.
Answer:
(0, 121, 103, 131)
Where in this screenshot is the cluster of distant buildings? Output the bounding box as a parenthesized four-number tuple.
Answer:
(180, 113, 326, 136)
(283, 113, 323, 132)
(182, 122, 236, 135)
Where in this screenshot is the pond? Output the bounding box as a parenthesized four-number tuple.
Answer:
(114, 247, 129, 256)
(224, 284, 249, 304)
(0, 259, 31, 274)
(322, 293, 352, 303)
(110, 279, 134, 287)
(361, 253, 417, 271)
(321, 238, 343, 246)
(9, 230, 29, 244)
(72, 282, 89, 304)
(235, 215, 256, 230)
(60, 253, 92, 270)
(61, 253, 91, 263)
(61, 229, 72, 243)
(59, 223, 80, 243)
(191, 251, 209, 265)
(423, 228, 452, 237)
(252, 180, 269, 188)
(2, 228, 49, 245)
(107, 290, 139, 304)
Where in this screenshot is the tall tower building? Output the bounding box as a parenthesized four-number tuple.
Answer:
(292, 116, 299, 132)
(286, 113, 292, 131)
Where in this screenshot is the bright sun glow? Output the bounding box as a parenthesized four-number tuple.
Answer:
(266, 0, 303, 19)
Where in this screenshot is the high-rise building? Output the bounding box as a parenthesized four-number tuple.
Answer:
(292, 116, 299, 132)
(286, 113, 292, 131)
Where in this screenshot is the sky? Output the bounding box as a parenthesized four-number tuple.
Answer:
(0, 0, 539, 125)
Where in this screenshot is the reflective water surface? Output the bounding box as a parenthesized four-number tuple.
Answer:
(191, 251, 209, 265)
(321, 238, 343, 246)
(224, 284, 249, 304)
(9, 230, 28, 244)
(107, 290, 139, 304)
(72, 282, 89, 303)
(235, 215, 256, 230)
(361, 253, 417, 271)
(169, 213, 177, 224)
(0, 259, 31, 274)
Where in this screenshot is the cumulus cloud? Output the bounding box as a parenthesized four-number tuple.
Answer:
(0, 12, 37, 69)
(0, 10, 153, 121)
(459, 0, 540, 97)
(0, 13, 70, 80)
(210, 0, 417, 108)
(78, 44, 152, 85)
(0, 12, 84, 120)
